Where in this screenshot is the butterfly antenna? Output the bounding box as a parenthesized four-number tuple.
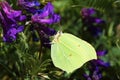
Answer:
(58, 22, 63, 33)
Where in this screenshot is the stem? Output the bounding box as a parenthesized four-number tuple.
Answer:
(39, 37, 43, 61)
(0, 63, 15, 77)
(34, 24, 43, 61)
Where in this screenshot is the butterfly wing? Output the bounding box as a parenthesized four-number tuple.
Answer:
(51, 33, 97, 73)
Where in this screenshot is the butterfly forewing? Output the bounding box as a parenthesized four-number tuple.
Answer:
(51, 32, 97, 73)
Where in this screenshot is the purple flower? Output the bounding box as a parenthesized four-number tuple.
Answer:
(97, 50, 108, 56)
(94, 18, 105, 24)
(0, 1, 26, 42)
(29, 2, 60, 48)
(39, 25, 56, 36)
(18, 0, 40, 13)
(33, 24, 56, 48)
(38, 30, 54, 48)
(31, 2, 60, 24)
(3, 26, 24, 42)
(18, 0, 40, 7)
(92, 59, 110, 68)
(81, 8, 105, 37)
(84, 66, 102, 80)
(81, 8, 96, 18)
(83, 17, 104, 25)
(91, 50, 110, 67)
(1, 1, 26, 21)
(83, 50, 110, 80)
(88, 26, 102, 36)
(41, 35, 51, 48)
(39, 26, 56, 48)
(84, 72, 102, 80)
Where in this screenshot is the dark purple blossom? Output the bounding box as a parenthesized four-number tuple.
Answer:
(81, 8, 105, 36)
(1, 1, 26, 22)
(3, 26, 24, 42)
(38, 25, 57, 48)
(18, 0, 40, 13)
(97, 50, 108, 56)
(88, 26, 102, 36)
(18, 0, 40, 7)
(81, 8, 96, 18)
(83, 50, 110, 80)
(39, 25, 56, 36)
(91, 50, 110, 68)
(94, 18, 105, 24)
(31, 2, 60, 24)
(30, 2, 60, 48)
(83, 17, 104, 25)
(20, 1, 60, 48)
(95, 50, 110, 67)
(84, 68, 102, 80)
(40, 26, 56, 48)
(41, 34, 51, 48)
(0, 1, 26, 42)
(84, 66, 102, 80)
(33, 24, 56, 48)
(91, 59, 110, 68)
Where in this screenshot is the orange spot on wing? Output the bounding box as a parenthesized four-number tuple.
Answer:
(69, 54, 72, 57)
(78, 45, 80, 47)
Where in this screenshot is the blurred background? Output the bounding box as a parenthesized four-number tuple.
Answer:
(0, 0, 120, 80)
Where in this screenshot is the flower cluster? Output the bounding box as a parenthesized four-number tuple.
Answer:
(31, 2, 60, 24)
(18, 0, 40, 14)
(81, 8, 105, 37)
(84, 50, 110, 80)
(18, 0, 60, 48)
(0, 1, 26, 42)
(0, 0, 60, 48)
(81, 8, 110, 80)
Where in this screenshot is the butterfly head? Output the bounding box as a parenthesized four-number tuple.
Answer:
(52, 31, 62, 43)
